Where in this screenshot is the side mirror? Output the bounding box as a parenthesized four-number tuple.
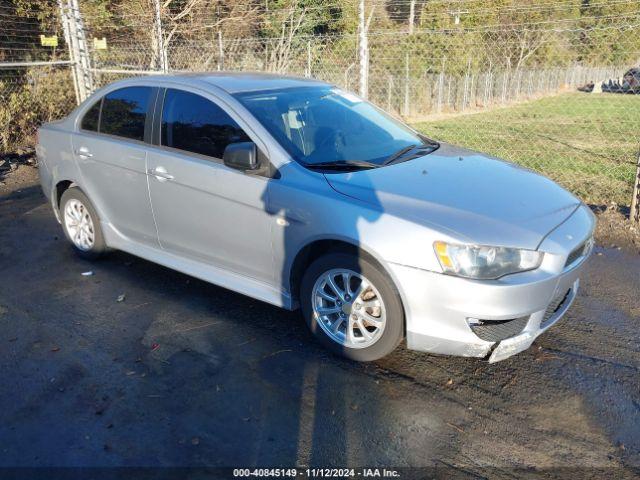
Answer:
(223, 142, 258, 171)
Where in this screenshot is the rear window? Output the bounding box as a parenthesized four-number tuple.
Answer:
(81, 99, 101, 132)
(161, 89, 250, 159)
(100, 87, 151, 141)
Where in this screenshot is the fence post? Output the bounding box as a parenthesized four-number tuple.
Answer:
(437, 56, 445, 113)
(152, 0, 168, 72)
(403, 52, 410, 116)
(462, 57, 471, 111)
(305, 40, 311, 78)
(632, 151, 640, 223)
(218, 31, 224, 71)
(408, 0, 415, 35)
(64, 0, 93, 101)
(57, 0, 80, 104)
(358, 0, 369, 98)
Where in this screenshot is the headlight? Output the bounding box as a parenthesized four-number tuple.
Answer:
(434, 241, 543, 280)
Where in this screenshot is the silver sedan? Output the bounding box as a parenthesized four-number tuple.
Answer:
(36, 73, 595, 362)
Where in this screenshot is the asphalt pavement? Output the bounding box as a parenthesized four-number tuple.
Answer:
(0, 173, 638, 478)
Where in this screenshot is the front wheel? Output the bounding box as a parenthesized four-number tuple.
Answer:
(300, 253, 404, 362)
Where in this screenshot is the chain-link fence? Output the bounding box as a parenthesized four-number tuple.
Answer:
(0, 65, 77, 153)
(2, 0, 639, 214)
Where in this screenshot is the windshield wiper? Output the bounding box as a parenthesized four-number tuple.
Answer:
(383, 145, 419, 165)
(383, 142, 439, 166)
(305, 160, 379, 171)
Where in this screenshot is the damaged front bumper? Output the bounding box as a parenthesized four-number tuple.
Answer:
(387, 205, 594, 362)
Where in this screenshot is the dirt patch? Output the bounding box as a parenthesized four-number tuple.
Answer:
(591, 204, 640, 254)
(0, 164, 39, 197)
(0, 148, 37, 180)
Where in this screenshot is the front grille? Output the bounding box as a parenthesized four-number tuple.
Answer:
(469, 316, 529, 342)
(542, 289, 571, 327)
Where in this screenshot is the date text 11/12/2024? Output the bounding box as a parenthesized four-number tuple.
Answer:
(233, 468, 401, 477)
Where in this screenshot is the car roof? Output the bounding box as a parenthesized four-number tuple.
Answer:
(119, 72, 331, 94)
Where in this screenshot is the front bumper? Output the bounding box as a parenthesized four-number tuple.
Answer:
(388, 204, 595, 362)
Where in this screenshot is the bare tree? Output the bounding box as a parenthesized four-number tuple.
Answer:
(265, 6, 306, 73)
(513, 29, 549, 71)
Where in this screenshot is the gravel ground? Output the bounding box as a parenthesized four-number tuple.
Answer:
(1, 166, 639, 477)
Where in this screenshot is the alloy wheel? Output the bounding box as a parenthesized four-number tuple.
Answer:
(64, 199, 95, 251)
(312, 268, 387, 349)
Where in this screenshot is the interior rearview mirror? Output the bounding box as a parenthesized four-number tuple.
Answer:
(223, 142, 258, 171)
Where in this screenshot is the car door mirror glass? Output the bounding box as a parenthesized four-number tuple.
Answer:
(223, 142, 258, 171)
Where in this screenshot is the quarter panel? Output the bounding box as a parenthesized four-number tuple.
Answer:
(36, 125, 82, 207)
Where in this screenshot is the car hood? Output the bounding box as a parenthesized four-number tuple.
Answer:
(324, 142, 580, 250)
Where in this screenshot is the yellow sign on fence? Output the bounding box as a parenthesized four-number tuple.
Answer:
(40, 35, 58, 47)
(93, 37, 107, 50)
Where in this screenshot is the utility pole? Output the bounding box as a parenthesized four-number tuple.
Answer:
(358, 0, 369, 98)
(408, 0, 415, 35)
(153, 0, 168, 72)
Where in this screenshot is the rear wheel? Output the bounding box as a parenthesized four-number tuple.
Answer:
(300, 253, 404, 361)
(60, 187, 107, 260)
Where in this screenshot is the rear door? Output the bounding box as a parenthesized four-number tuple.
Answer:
(146, 87, 275, 284)
(72, 86, 159, 246)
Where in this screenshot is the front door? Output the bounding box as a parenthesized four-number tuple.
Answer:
(146, 88, 275, 285)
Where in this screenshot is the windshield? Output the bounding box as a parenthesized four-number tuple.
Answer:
(234, 86, 429, 167)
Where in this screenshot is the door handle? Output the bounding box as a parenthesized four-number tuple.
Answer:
(148, 166, 174, 182)
(75, 147, 93, 159)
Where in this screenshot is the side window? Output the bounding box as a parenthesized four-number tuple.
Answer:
(161, 89, 250, 159)
(100, 87, 151, 141)
(81, 99, 101, 132)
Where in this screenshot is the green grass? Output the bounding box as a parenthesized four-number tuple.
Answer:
(412, 93, 640, 206)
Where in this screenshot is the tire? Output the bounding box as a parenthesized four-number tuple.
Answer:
(300, 252, 404, 362)
(59, 187, 108, 260)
